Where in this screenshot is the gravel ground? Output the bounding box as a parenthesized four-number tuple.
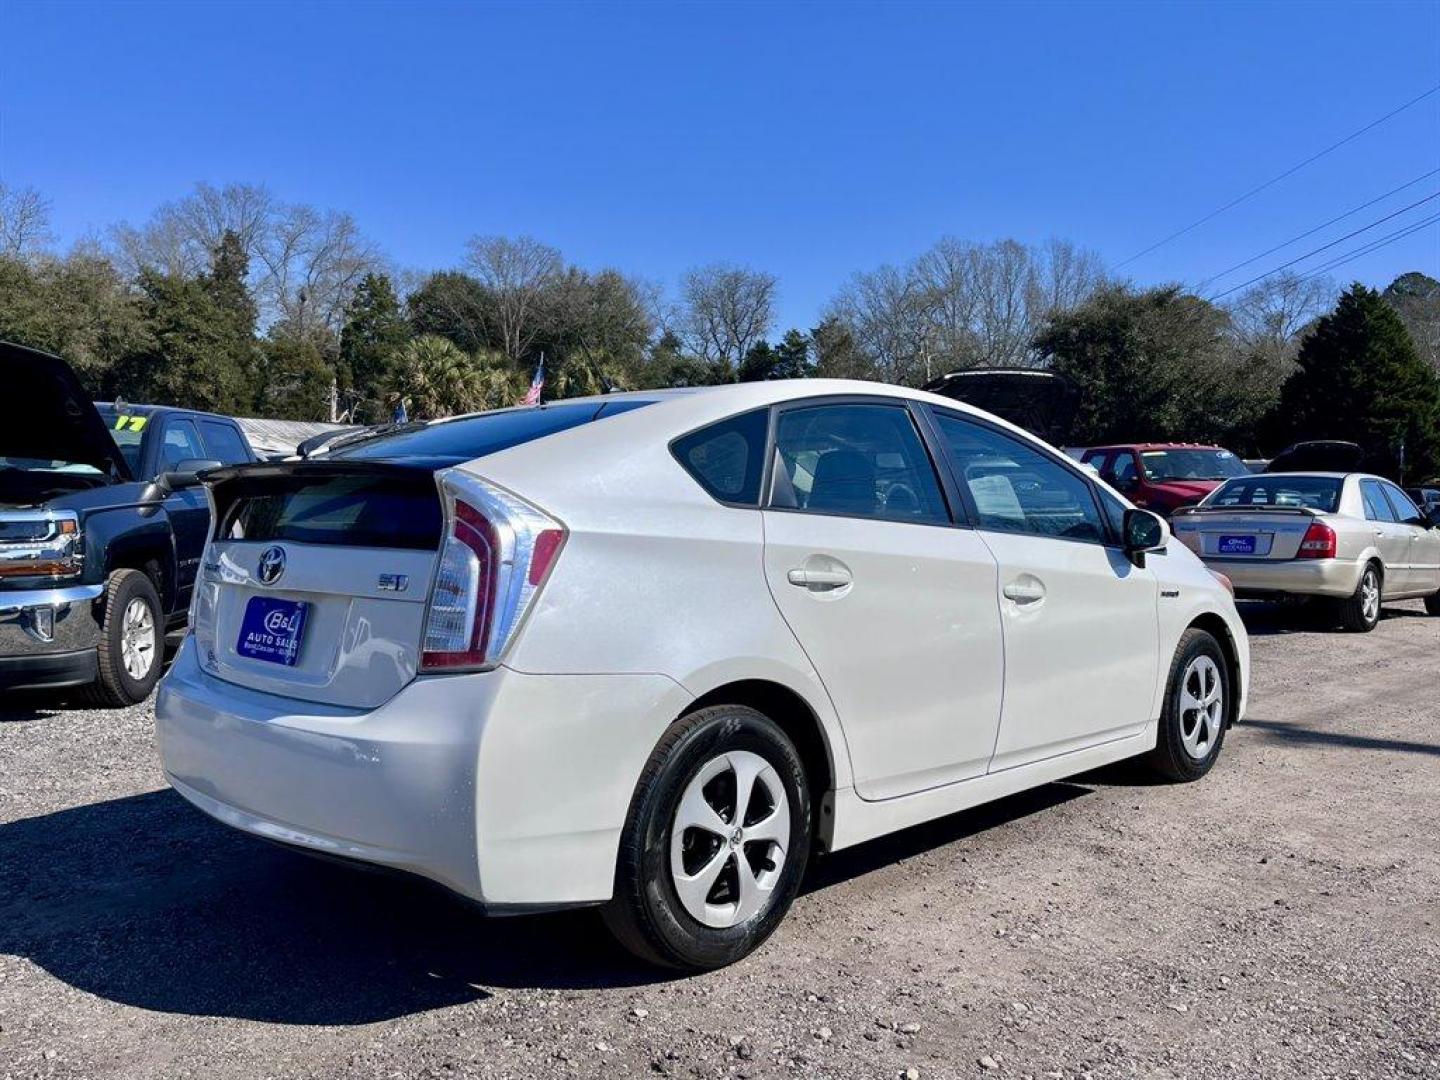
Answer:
(2, 602, 1437, 1080)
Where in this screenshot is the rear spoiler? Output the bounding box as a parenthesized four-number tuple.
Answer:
(1172, 505, 1319, 517)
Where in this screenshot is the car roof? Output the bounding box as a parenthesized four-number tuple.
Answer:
(1085, 442, 1228, 452)
(95, 402, 239, 421)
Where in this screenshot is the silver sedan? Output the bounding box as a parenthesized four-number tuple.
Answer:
(1171, 472, 1440, 631)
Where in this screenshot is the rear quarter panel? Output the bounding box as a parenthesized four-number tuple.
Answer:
(463, 401, 857, 793)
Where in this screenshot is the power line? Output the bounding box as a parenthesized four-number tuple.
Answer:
(1196, 167, 1440, 290)
(1299, 211, 1440, 281)
(1207, 189, 1440, 300)
(1118, 82, 1440, 269)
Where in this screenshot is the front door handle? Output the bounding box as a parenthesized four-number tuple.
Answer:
(1002, 579, 1046, 604)
(787, 567, 852, 589)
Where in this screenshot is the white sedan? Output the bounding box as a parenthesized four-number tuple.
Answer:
(155, 380, 1248, 970)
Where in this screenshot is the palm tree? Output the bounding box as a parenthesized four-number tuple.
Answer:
(384, 335, 520, 419)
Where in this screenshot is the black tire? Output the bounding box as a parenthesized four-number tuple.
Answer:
(1425, 590, 1440, 616)
(1145, 628, 1231, 783)
(602, 704, 811, 971)
(82, 568, 164, 707)
(1337, 562, 1382, 633)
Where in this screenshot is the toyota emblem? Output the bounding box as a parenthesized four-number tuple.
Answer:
(257, 545, 286, 585)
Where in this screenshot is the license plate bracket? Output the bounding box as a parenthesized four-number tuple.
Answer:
(236, 596, 309, 666)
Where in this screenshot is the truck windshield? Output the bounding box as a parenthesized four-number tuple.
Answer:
(1141, 449, 1249, 481)
(94, 407, 151, 475)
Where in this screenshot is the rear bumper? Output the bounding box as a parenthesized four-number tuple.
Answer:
(1204, 557, 1363, 599)
(155, 639, 691, 908)
(0, 583, 103, 690)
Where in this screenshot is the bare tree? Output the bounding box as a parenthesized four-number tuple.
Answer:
(258, 205, 384, 339)
(827, 263, 933, 384)
(0, 183, 54, 260)
(112, 182, 274, 279)
(1226, 272, 1335, 366)
(679, 263, 778, 375)
(464, 235, 563, 362)
(828, 237, 1108, 384)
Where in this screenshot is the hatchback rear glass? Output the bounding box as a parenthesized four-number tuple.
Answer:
(216, 473, 444, 549)
(332, 399, 656, 467)
(1206, 476, 1342, 513)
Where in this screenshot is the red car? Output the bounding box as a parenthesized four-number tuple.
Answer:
(1081, 443, 1250, 516)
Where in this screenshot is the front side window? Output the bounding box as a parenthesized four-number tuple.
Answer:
(159, 419, 205, 472)
(1360, 479, 1398, 523)
(1108, 452, 1139, 487)
(1380, 481, 1424, 524)
(770, 403, 948, 524)
(932, 412, 1105, 543)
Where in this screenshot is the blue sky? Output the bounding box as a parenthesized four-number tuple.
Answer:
(3, 0, 1438, 331)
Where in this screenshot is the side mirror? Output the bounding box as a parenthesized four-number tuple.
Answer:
(1123, 508, 1169, 567)
(1428, 505, 1440, 529)
(158, 458, 222, 493)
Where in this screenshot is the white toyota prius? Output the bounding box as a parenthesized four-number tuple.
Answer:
(156, 380, 1249, 970)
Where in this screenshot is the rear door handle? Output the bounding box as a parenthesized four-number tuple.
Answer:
(787, 568, 852, 589)
(1002, 579, 1046, 604)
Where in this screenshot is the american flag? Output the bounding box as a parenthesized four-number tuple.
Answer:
(521, 356, 545, 406)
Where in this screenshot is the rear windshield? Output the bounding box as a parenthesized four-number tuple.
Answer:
(332, 399, 655, 467)
(216, 473, 444, 549)
(1206, 476, 1342, 513)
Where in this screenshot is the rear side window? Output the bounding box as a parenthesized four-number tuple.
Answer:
(335, 400, 656, 467)
(672, 409, 768, 505)
(216, 473, 443, 549)
(770, 403, 949, 524)
(199, 420, 252, 465)
(1360, 479, 1398, 523)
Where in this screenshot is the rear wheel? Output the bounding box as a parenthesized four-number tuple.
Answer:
(602, 705, 811, 971)
(82, 568, 163, 707)
(1338, 563, 1382, 632)
(1145, 628, 1230, 782)
(1425, 590, 1440, 616)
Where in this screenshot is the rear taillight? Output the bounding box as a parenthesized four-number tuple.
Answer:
(420, 470, 566, 672)
(1297, 520, 1337, 560)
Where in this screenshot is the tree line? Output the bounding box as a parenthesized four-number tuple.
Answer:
(2, 180, 1438, 477)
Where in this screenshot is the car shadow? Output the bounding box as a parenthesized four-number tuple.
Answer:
(2, 780, 1102, 1023)
(1242, 717, 1440, 759)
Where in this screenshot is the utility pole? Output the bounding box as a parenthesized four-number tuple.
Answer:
(328, 378, 338, 423)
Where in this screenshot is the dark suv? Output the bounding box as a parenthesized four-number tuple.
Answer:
(1, 342, 256, 703)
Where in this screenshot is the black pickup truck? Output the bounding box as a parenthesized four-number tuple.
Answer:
(1, 342, 256, 703)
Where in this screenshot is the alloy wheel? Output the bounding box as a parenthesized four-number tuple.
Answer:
(1361, 569, 1381, 624)
(120, 597, 157, 680)
(1178, 654, 1223, 761)
(670, 751, 790, 929)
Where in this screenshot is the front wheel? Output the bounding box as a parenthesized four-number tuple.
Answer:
(1338, 563, 1382, 632)
(82, 568, 164, 707)
(1145, 628, 1230, 782)
(602, 705, 811, 971)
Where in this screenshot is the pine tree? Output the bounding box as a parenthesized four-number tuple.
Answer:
(339, 274, 411, 421)
(1272, 284, 1440, 479)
